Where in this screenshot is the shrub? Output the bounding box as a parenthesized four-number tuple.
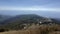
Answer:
(0, 28, 5, 32)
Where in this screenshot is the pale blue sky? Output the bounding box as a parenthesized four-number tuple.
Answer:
(0, 0, 60, 18)
(0, 0, 60, 10)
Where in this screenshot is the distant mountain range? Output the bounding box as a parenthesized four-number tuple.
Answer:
(0, 11, 60, 18)
(0, 14, 43, 24)
(0, 15, 12, 23)
(0, 14, 60, 30)
(0, 14, 60, 25)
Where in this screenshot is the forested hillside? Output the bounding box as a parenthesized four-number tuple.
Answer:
(0, 14, 60, 32)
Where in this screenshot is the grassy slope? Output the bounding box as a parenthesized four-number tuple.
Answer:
(0, 24, 60, 34)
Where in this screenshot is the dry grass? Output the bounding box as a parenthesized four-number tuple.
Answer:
(0, 24, 60, 34)
(49, 31, 60, 34)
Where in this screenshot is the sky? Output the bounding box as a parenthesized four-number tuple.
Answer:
(0, 0, 60, 11)
(0, 0, 60, 18)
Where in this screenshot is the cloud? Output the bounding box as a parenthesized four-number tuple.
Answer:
(0, 6, 60, 12)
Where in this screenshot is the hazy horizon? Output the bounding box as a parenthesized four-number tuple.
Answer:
(0, 11, 60, 18)
(0, 0, 60, 18)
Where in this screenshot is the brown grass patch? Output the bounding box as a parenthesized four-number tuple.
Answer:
(0, 24, 60, 34)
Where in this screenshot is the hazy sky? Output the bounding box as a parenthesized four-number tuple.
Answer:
(0, 0, 60, 18)
(0, 0, 60, 11)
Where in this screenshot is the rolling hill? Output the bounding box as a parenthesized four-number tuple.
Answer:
(0, 14, 60, 31)
(0, 15, 12, 23)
